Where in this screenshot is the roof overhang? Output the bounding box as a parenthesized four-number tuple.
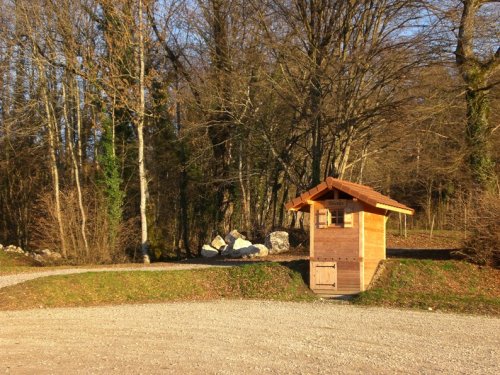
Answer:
(285, 177, 414, 215)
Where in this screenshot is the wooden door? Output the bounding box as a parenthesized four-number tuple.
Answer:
(310, 261, 337, 291)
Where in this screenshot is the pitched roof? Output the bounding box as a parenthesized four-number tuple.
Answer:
(285, 177, 414, 215)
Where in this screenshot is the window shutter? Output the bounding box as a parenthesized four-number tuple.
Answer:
(317, 208, 330, 228)
(344, 206, 353, 228)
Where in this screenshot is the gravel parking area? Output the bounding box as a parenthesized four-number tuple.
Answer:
(1, 300, 498, 374)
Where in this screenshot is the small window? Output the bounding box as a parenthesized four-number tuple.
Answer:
(330, 209, 344, 226)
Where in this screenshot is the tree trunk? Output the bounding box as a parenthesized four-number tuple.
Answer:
(175, 82, 191, 256)
(310, 72, 323, 187)
(238, 142, 251, 235)
(207, 0, 234, 234)
(62, 81, 89, 258)
(455, 0, 499, 191)
(43, 77, 67, 257)
(138, 0, 149, 264)
(464, 87, 494, 188)
(29, 37, 68, 257)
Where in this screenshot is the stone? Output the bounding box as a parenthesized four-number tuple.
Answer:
(232, 238, 253, 250)
(250, 244, 269, 258)
(229, 238, 253, 258)
(220, 245, 231, 257)
(211, 235, 226, 250)
(201, 244, 219, 258)
(49, 252, 62, 260)
(265, 231, 290, 254)
(40, 249, 52, 256)
(4, 245, 24, 254)
(237, 246, 255, 258)
(224, 230, 246, 246)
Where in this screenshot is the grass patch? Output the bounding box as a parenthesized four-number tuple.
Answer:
(0, 251, 44, 275)
(353, 259, 500, 315)
(0, 263, 316, 310)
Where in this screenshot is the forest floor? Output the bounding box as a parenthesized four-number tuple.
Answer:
(386, 229, 463, 249)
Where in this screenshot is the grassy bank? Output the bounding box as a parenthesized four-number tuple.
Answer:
(353, 259, 500, 315)
(0, 263, 316, 310)
(0, 251, 43, 275)
(2, 251, 499, 315)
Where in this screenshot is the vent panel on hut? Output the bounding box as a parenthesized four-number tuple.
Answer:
(286, 177, 414, 295)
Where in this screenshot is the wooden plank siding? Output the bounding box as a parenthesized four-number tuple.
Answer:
(362, 204, 386, 289)
(288, 178, 413, 295)
(310, 200, 361, 293)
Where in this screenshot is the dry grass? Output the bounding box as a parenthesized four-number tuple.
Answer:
(354, 259, 500, 315)
(0, 251, 44, 275)
(0, 263, 316, 310)
(386, 229, 463, 249)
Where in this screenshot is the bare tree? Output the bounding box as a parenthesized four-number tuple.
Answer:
(455, 0, 499, 191)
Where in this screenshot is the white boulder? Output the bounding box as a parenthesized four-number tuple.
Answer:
(201, 244, 219, 258)
(265, 231, 290, 254)
(40, 249, 52, 256)
(49, 252, 62, 260)
(224, 230, 246, 246)
(211, 235, 226, 250)
(3, 245, 24, 254)
(249, 244, 269, 258)
(230, 238, 253, 258)
(232, 238, 253, 250)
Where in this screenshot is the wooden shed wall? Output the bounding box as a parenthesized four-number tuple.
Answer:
(363, 205, 386, 289)
(311, 201, 360, 293)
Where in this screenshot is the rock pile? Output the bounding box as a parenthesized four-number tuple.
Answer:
(0, 243, 62, 263)
(201, 230, 290, 259)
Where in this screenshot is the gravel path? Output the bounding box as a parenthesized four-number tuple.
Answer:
(0, 263, 228, 290)
(1, 300, 498, 374)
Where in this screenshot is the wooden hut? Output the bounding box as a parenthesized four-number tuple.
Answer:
(285, 177, 414, 295)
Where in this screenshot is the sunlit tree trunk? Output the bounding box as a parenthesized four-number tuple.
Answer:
(35, 57, 67, 257)
(138, 0, 150, 263)
(62, 81, 89, 257)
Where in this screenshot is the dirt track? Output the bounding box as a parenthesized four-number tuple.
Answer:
(1, 300, 498, 374)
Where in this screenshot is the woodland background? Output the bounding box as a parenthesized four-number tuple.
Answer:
(0, 0, 498, 263)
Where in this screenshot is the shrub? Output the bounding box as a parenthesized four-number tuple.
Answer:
(30, 187, 139, 264)
(459, 194, 500, 268)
